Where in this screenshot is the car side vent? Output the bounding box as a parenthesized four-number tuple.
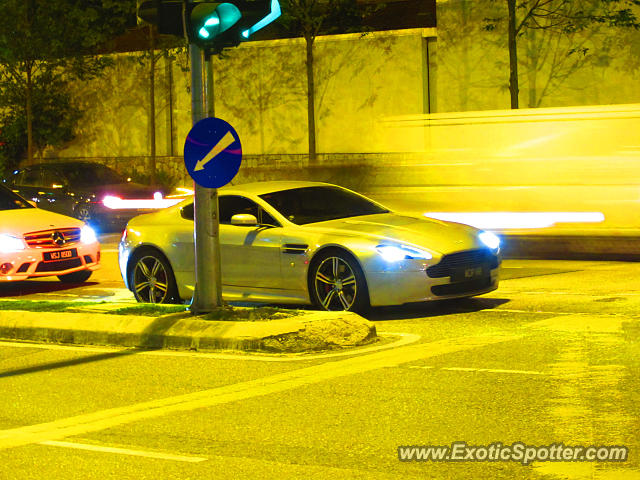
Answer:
(282, 244, 308, 255)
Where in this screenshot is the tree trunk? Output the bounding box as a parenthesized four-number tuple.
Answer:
(26, 66, 33, 165)
(507, 0, 519, 109)
(305, 34, 317, 163)
(149, 25, 157, 185)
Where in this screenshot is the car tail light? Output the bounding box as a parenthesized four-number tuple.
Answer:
(102, 195, 182, 210)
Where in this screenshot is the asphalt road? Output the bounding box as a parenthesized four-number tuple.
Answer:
(0, 254, 638, 479)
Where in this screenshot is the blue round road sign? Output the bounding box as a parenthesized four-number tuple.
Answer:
(184, 117, 242, 188)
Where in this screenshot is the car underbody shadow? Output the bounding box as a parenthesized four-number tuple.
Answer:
(364, 297, 511, 321)
(0, 280, 100, 297)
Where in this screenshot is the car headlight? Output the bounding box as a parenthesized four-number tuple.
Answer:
(479, 230, 501, 250)
(81, 225, 98, 244)
(0, 234, 26, 253)
(376, 244, 433, 262)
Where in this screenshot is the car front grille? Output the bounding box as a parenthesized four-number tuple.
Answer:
(426, 248, 499, 278)
(431, 278, 493, 296)
(35, 258, 83, 272)
(23, 228, 82, 248)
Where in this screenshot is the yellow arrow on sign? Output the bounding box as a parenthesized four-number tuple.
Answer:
(194, 130, 236, 172)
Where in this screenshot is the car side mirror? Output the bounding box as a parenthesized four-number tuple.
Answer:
(231, 213, 258, 226)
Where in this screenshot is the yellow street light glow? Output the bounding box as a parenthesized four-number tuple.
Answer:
(423, 212, 605, 230)
(166, 187, 195, 199)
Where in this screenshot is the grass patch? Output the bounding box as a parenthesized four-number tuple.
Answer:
(0, 300, 101, 312)
(109, 304, 188, 316)
(0, 299, 303, 320)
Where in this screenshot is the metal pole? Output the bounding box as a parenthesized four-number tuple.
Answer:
(190, 44, 223, 314)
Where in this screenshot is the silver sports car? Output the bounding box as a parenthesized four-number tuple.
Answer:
(118, 181, 501, 311)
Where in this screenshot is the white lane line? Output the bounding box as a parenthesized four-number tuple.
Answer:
(0, 333, 420, 362)
(0, 333, 519, 450)
(408, 365, 544, 375)
(39, 440, 207, 463)
(442, 367, 544, 375)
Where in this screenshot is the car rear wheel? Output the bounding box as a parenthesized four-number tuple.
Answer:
(129, 249, 179, 304)
(74, 204, 93, 224)
(58, 270, 93, 283)
(309, 250, 369, 312)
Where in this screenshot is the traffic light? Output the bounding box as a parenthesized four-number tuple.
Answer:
(137, 0, 281, 53)
(188, 0, 281, 52)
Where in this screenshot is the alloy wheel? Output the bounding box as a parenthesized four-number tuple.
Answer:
(313, 256, 358, 311)
(132, 255, 171, 303)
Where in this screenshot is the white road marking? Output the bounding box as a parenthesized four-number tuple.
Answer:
(194, 131, 235, 171)
(0, 333, 420, 362)
(408, 365, 544, 375)
(0, 333, 519, 450)
(442, 367, 544, 375)
(39, 440, 207, 463)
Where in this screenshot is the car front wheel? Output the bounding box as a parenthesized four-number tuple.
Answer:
(128, 249, 179, 304)
(309, 250, 369, 312)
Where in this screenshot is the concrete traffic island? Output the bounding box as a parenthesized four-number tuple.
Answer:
(0, 306, 378, 354)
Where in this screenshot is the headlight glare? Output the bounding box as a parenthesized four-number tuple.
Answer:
(81, 225, 98, 244)
(376, 244, 432, 262)
(479, 230, 500, 250)
(0, 234, 26, 253)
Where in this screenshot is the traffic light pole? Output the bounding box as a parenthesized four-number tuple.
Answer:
(190, 44, 223, 314)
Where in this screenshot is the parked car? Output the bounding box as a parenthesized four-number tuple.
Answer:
(119, 181, 501, 311)
(3, 162, 173, 232)
(0, 183, 100, 283)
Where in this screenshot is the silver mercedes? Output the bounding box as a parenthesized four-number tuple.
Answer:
(118, 181, 501, 311)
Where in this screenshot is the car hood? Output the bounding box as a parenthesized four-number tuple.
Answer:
(1, 208, 84, 234)
(307, 213, 484, 253)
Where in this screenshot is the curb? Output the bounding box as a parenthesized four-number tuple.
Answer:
(0, 309, 377, 353)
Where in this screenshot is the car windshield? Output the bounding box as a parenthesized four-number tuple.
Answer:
(58, 163, 126, 187)
(0, 184, 33, 210)
(259, 186, 388, 225)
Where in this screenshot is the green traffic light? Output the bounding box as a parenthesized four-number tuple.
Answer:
(194, 3, 241, 40)
(199, 15, 220, 38)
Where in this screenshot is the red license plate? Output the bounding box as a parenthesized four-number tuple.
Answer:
(43, 248, 78, 262)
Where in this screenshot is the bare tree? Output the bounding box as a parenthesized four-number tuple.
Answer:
(487, 0, 597, 108)
(277, 0, 370, 161)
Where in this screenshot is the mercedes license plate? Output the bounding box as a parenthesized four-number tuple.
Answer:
(43, 248, 78, 262)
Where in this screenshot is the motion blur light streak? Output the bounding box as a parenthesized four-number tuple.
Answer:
(424, 212, 606, 230)
(102, 195, 182, 210)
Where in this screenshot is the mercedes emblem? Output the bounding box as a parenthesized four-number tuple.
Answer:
(52, 231, 66, 246)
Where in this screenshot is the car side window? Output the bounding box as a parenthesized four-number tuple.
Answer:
(219, 196, 259, 224)
(41, 167, 62, 188)
(16, 168, 41, 187)
(181, 198, 280, 226)
(218, 196, 280, 226)
(181, 203, 194, 221)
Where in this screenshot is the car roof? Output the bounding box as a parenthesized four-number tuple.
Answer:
(221, 181, 335, 196)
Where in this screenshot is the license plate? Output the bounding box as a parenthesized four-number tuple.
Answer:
(451, 263, 488, 282)
(43, 248, 78, 262)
